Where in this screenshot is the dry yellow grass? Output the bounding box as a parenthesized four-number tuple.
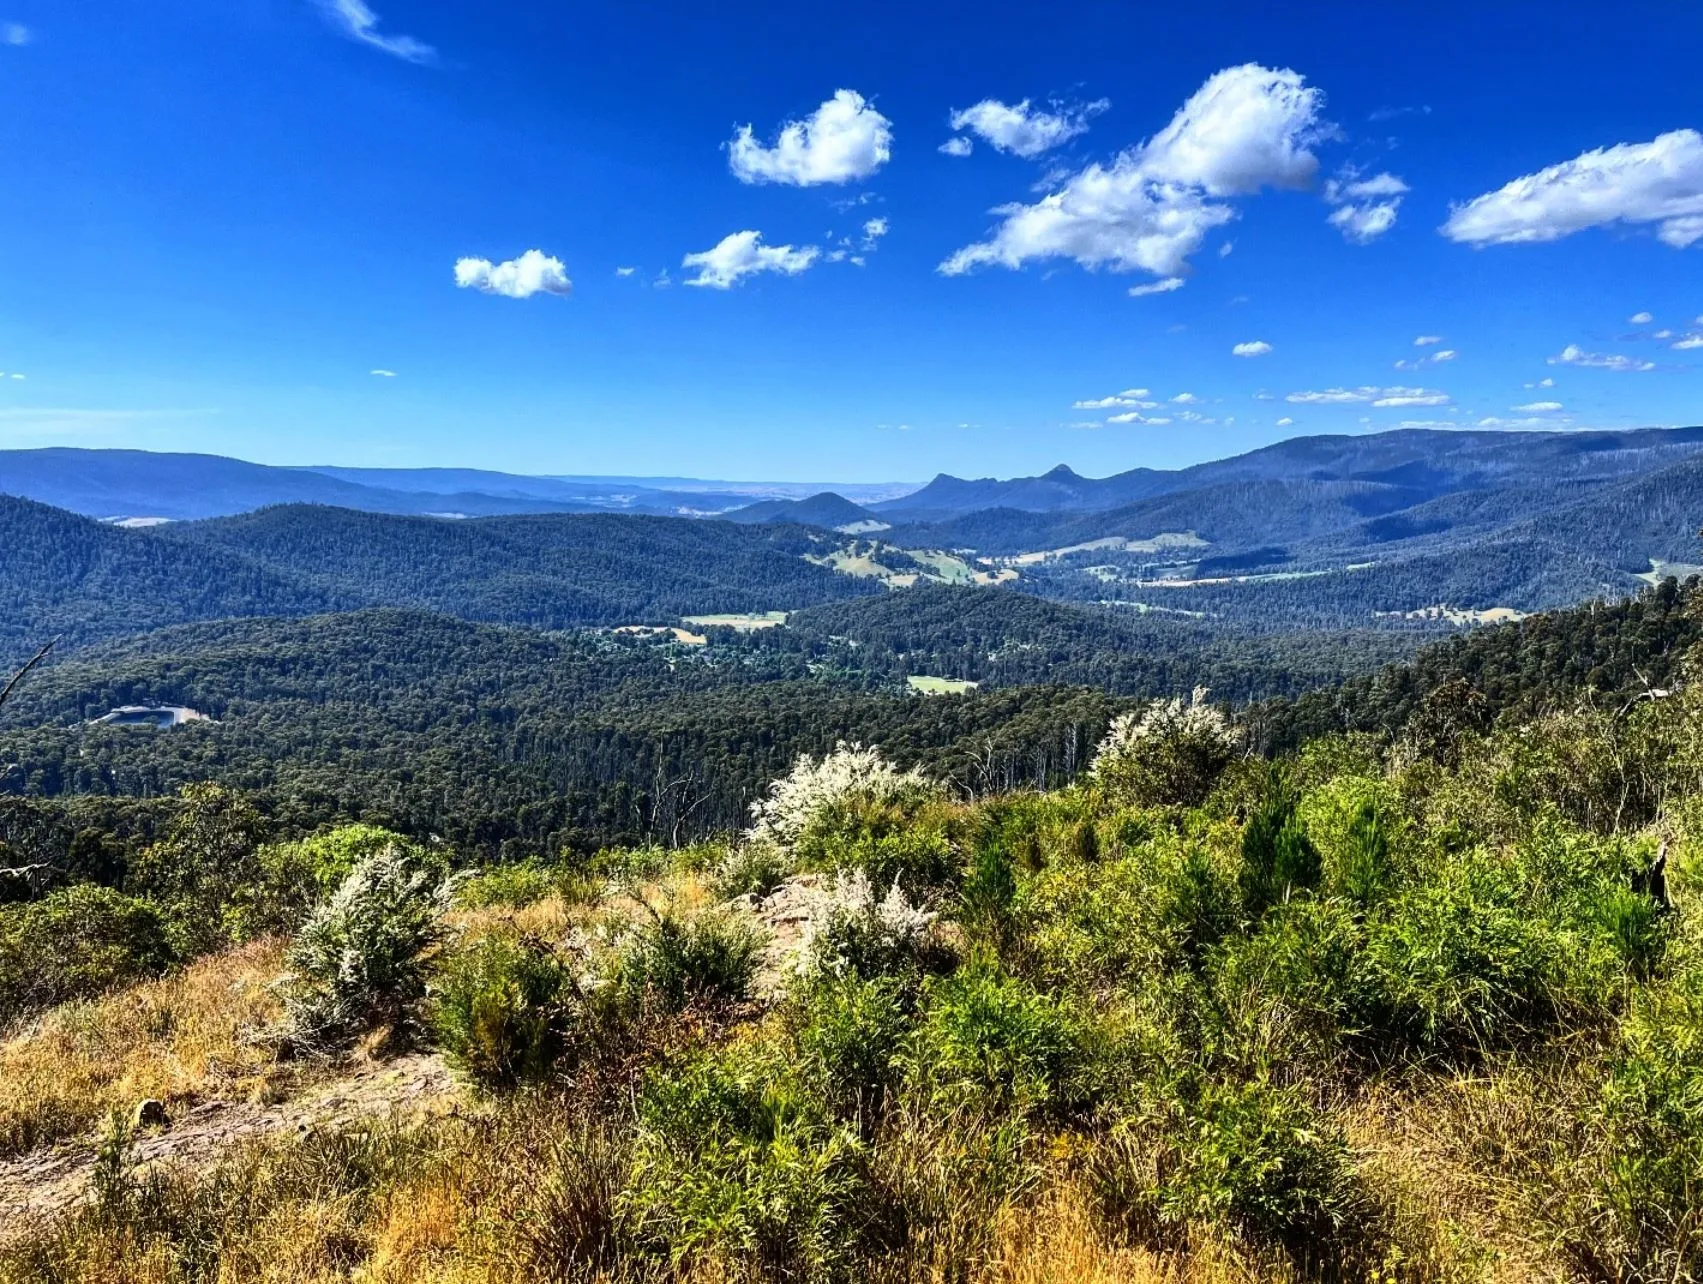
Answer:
(0, 938, 293, 1156)
(1340, 1068, 1579, 1284)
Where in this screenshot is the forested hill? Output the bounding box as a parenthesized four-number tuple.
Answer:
(157, 505, 882, 629)
(778, 583, 1421, 699)
(0, 498, 885, 663)
(0, 495, 343, 658)
(1253, 574, 1703, 750)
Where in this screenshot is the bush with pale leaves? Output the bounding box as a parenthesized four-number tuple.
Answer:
(801, 868, 937, 980)
(746, 743, 941, 855)
(1091, 688, 1242, 808)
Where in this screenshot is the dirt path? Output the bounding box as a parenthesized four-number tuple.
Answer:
(0, 1051, 457, 1230)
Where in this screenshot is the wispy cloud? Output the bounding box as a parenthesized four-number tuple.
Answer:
(0, 406, 218, 441)
(1129, 276, 1185, 297)
(1395, 347, 1457, 370)
(1443, 129, 1703, 249)
(370, 369, 397, 377)
(1286, 385, 1451, 407)
(1323, 169, 1408, 243)
(946, 96, 1109, 159)
(681, 231, 819, 288)
(2, 22, 28, 46)
(316, 0, 435, 64)
(1548, 343, 1654, 372)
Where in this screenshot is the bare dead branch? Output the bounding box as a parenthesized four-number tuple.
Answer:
(0, 639, 56, 715)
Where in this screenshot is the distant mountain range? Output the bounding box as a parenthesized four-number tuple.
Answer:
(5, 425, 1703, 661)
(0, 449, 912, 522)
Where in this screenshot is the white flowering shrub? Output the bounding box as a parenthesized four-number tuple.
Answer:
(800, 868, 938, 980)
(1091, 687, 1243, 808)
(282, 845, 458, 1048)
(747, 742, 941, 854)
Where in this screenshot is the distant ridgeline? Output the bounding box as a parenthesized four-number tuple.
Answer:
(5, 425, 1703, 659)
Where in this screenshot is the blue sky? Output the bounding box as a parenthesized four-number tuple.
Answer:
(1, 1, 1701, 483)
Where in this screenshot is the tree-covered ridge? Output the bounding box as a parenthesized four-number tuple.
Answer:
(156, 505, 883, 629)
(778, 583, 1424, 697)
(0, 496, 345, 660)
(1255, 574, 1703, 750)
(0, 497, 888, 664)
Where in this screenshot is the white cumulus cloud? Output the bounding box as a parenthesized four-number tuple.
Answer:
(939, 136, 973, 157)
(939, 64, 1328, 289)
(1513, 401, 1563, 412)
(1323, 170, 1407, 243)
(1442, 130, 1703, 249)
(1629, 310, 1654, 324)
(1128, 276, 1185, 297)
(1107, 411, 1172, 424)
(316, 0, 434, 63)
(454, 250, 573, 299)
(1673, 335, 1703, 350)
(1414, 335, 1444, 346)
(681, 231, 819, 289)
(1233, 340, 1273, 357)
(947, 97, 1109, 159)
(1276, 416, 1294, 427)
(615, 266, 637, 277)
(728, 90, 892, 186)
(1548, 343, 1655, 372)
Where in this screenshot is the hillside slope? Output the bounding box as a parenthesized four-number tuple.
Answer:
(158, 506, 884, 628)
(0, 496, 341, 661)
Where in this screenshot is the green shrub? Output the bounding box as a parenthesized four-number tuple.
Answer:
(714, 841, 796, 900)
(1095, 1076, 1362, 1255)
(1209, 897, 1367, 1064)
(801, 804, 958, 890)
(1238, 768, 1321, 919)
(909, 966, 1084, 1116)
(616, 903, 760, 1012)
(1021, 837, 1232, 993)
(453, 859, 595, 910)
(961, 827, 1018, 955)
(282, 846, 454, 1048)
(624, 1045, 869, 1278)
(1299, 777, 1407, 909)
(433, 934, 579, 1087)
(1361, 850, 1571, 1049)
(1569, 968, 1703, 1279)
(794, 974, 910, 1124)
(126, 783, 267, 958)
(0, 885, 174, 1023)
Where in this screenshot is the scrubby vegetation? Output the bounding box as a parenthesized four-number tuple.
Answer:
(3, 585, 1703, 1280)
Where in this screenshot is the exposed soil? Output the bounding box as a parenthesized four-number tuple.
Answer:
(0, 1051, 457, 1232)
